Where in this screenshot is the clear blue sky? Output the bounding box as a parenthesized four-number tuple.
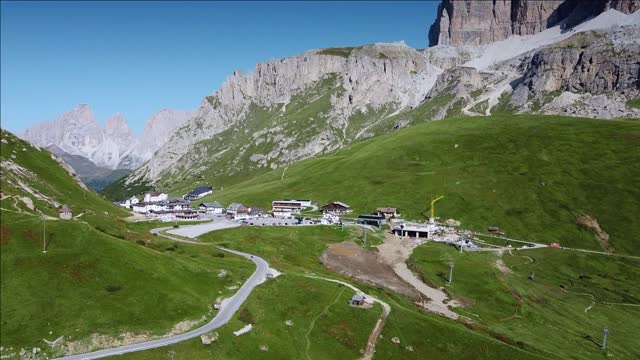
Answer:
(1, 1, 439, 135)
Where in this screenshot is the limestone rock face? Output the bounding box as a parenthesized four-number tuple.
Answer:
(134, 109, 193, 160)
(131, 43, 443, 182)
(428, 0, 640, 46)
(517, 30, 640, 97)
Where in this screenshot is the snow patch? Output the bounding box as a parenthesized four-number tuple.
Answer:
(464, 9, 640, 71)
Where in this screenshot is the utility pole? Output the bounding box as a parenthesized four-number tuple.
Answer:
(363, 227, 367, 246)
(602, 327, 608, 350)
(42, 216, 47, 254)
(448, 262, 454, 284)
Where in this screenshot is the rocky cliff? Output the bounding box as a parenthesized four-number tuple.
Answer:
(515, 31, 639, 96)
(428, 0, 640, 46)
(128, 43, 442, 184)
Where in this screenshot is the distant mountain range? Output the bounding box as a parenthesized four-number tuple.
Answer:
(18, 105, 192, 188)
(19, 104, 192, 170)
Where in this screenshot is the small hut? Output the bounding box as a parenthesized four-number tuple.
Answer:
(350, 294, 365, 306)
(59, 206, 72, 220)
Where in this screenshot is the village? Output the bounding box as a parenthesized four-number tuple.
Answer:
(112, 186, 557, 253)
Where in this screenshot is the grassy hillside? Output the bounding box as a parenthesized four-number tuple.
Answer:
(201, 115, 640, 256)
(410, 243, 640, 359)
(118, 226, 544, 360)
(0, 130, 252, 357)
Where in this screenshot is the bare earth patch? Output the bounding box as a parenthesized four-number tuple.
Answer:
(320, 242, 419, 298)
(377, 233, 460, 319)
(321, 235, 461, 320)
(576, 215, 611, 252)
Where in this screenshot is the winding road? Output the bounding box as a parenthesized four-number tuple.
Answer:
(55, 224, 269, 360)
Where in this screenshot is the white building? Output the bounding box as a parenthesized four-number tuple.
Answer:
(272, 200, 303, 218)
(144, 192, 168, 203)
(129, 196, 139, 205)
(200, 202, 225, 214)
(285, 199, 312, 207)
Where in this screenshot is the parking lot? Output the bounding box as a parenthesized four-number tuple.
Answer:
(241, 217, 320, 227)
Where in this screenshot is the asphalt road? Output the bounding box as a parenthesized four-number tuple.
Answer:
(54, 247, 269, 360)
(166, 217, 240, 238)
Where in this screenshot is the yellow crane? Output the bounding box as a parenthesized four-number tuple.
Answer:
(429, 195, 445, 219)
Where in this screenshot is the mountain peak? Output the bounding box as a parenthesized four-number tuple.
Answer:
(428, 0, 640, 47)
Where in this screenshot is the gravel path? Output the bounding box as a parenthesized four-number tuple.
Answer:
(377, 233, 459, 319)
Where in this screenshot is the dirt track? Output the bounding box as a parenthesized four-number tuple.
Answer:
(377, 233, 459, 319)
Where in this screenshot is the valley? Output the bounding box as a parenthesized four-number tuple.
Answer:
(2, 1, 640, 359)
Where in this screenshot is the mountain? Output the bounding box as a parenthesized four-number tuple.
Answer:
(120, 43, 442, 189)
(45, 144, 131, 191)
(106, 4, 639, 199)
(428, 0, 640, 46)
(18, 105, 192, 171)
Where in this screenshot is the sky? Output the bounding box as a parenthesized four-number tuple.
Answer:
(1, 1, 439, 135)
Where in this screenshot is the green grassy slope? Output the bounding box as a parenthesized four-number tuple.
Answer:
(410, 243, 640, 360)
(0, 130, 252, 356)
(204, 115, 640, 256)
(119, 226, 544, 360)
(0, 211, 250, 353)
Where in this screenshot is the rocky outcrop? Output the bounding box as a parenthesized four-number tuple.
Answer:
(428, 0, 640, 46)
(513, 30, 640, 102)
(130, 43, 442, 183)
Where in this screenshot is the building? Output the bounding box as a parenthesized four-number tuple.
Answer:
(233, 207, 250, 220)
(248, 207, 268, 218)
(132, 203, 148, 213)
(321, 201, 351, 215)
(116, 195, 141, 209)
(350, 294, 365, 306)
(200, 202, 225, 214)
(357, 214, 386, 228)
(176, 210, 199, 220)
(272, 200, 303, 218)
(59, 206, 72, 220)
(226, 203, 247, 217)
(184, 186, 214, 200)
(284, 199, 312, 207)
(376, 207, 398, 219)
(166, 199, 192, 212)
(391, 221, 441, 239)
(144, 192, 168, 203)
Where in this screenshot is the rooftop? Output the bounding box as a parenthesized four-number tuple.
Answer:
(201, 201, 223, 208)
(189, 186, 213, 195)
(323, 201, 351, 209)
